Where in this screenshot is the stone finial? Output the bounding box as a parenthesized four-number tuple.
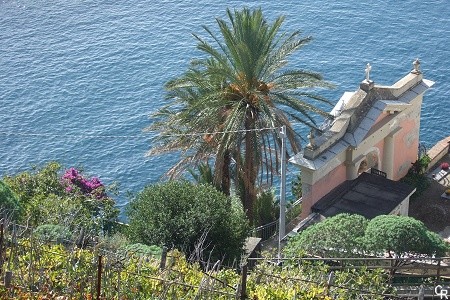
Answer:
(307, 129, 316, 149)
(365, 63, 372, 82)
(412, 58, 421, 74)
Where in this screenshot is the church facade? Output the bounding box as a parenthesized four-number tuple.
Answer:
(290, 60, 434, 219)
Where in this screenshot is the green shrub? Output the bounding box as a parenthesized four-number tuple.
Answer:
(401, 172, 430, 199)
(401, 154, 431, 199)
(123, 243, 162, 258)
(291, 173, 302, 200)
(0, 180, 22, 219)
(254, 189, 278, 227)
(34, 224, 72, 243)
(3, 162, 119, 236)
(284, 213, 368, 258)
(364, 215, 449, 257)
(126, 181, 249, 264)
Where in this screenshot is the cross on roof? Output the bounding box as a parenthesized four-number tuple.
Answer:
(365, 63, 372, 82)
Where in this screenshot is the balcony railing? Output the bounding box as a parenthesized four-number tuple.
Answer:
(251, 197, 302, 241)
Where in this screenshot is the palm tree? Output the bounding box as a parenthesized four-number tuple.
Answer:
(148, 8, 332, 222)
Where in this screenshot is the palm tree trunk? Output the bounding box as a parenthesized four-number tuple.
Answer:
(221, 150, 231, 196)
(244, 109, 258, 224)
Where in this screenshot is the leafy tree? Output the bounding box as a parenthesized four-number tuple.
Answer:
(0, 180, 22, 219)
(364, 215, 449, 277)
(410, 154, 431, 175)
(285, 214, 448, 261)
(3, 162, 66, 220)
(148, 8, 332, 222)
(126, 181, 249, 264)
(284, 213, 369, 258)
(364, 215, 448, 258)
(2, 162, 119, 236)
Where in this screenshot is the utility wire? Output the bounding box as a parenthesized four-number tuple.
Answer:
(0, 131, 144, 139)
(157, 126, 281, 137)
(0, 126, 282, 140)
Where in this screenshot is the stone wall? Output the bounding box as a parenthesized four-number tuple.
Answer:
(426, 136, 450, 172)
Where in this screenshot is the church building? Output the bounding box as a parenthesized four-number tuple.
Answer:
(290, 59, 434, 221)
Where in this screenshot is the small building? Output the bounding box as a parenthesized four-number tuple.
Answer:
(290, 60, 434, 219)
(312, 171, 415, 218)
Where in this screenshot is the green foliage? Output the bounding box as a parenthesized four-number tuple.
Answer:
(332, 267, 390, 299)
(364, 215, 449, 257)
(2, 162, 119, 236)
(286, 200, 302, 223)
(97, 231, 131, 252)
(401, 154, 431, 199)
(149, 7, 332, 222)
(285, 213, 449, 261)
(248, 256, 390, 300)
(187, 162, 215, 186)
(411, 154, 431, 175)
(254, 188, 278, 227)
(3, 162, 65, 221)
(123, 243, 162, 257)
(34, 224, 72, 243)
(0, 241, 241, 300)
(126, 181, 249, 263)
(284, 213, 369, 258)
(0, 240, 97, 299)
(0, 180, 22, 219)
(0, 234, 392, 299)
(291, 173, 303, 200)
(401, 172, 430, 199)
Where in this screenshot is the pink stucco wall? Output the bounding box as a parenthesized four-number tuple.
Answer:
(393, 118, 419, 180)
(367, 111, 418, 179)
(301, 111, 419, 218)
(301, 164, 347, 218)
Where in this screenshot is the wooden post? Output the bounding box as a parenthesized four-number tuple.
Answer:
(117, 268, 121, 300)
(436, 258, 441, 284)
(326, 271, 335, 296)
(29, 226, 35, 292)
(418, 285, 424, 300)
(240, 264, 248, 300)
(160, 246, 167, 270)
(4, 271, 12, 288)
(389, 258, 394, 281)
(0, 222, 4, 274)
(96, 255, 102, 300)
(5, 224, 16, 290)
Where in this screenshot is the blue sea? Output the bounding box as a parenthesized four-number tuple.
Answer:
(1, 0, 449, 213)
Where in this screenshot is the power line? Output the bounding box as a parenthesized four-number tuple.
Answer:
(0, 131, 144, 139)
(157, 126, 281, 137)
(0, 126, 282, 140)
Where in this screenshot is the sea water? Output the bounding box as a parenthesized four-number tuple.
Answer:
(1, 0, 449, 212)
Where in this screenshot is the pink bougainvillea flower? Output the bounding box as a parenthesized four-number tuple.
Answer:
(61, 167, 106, 199)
